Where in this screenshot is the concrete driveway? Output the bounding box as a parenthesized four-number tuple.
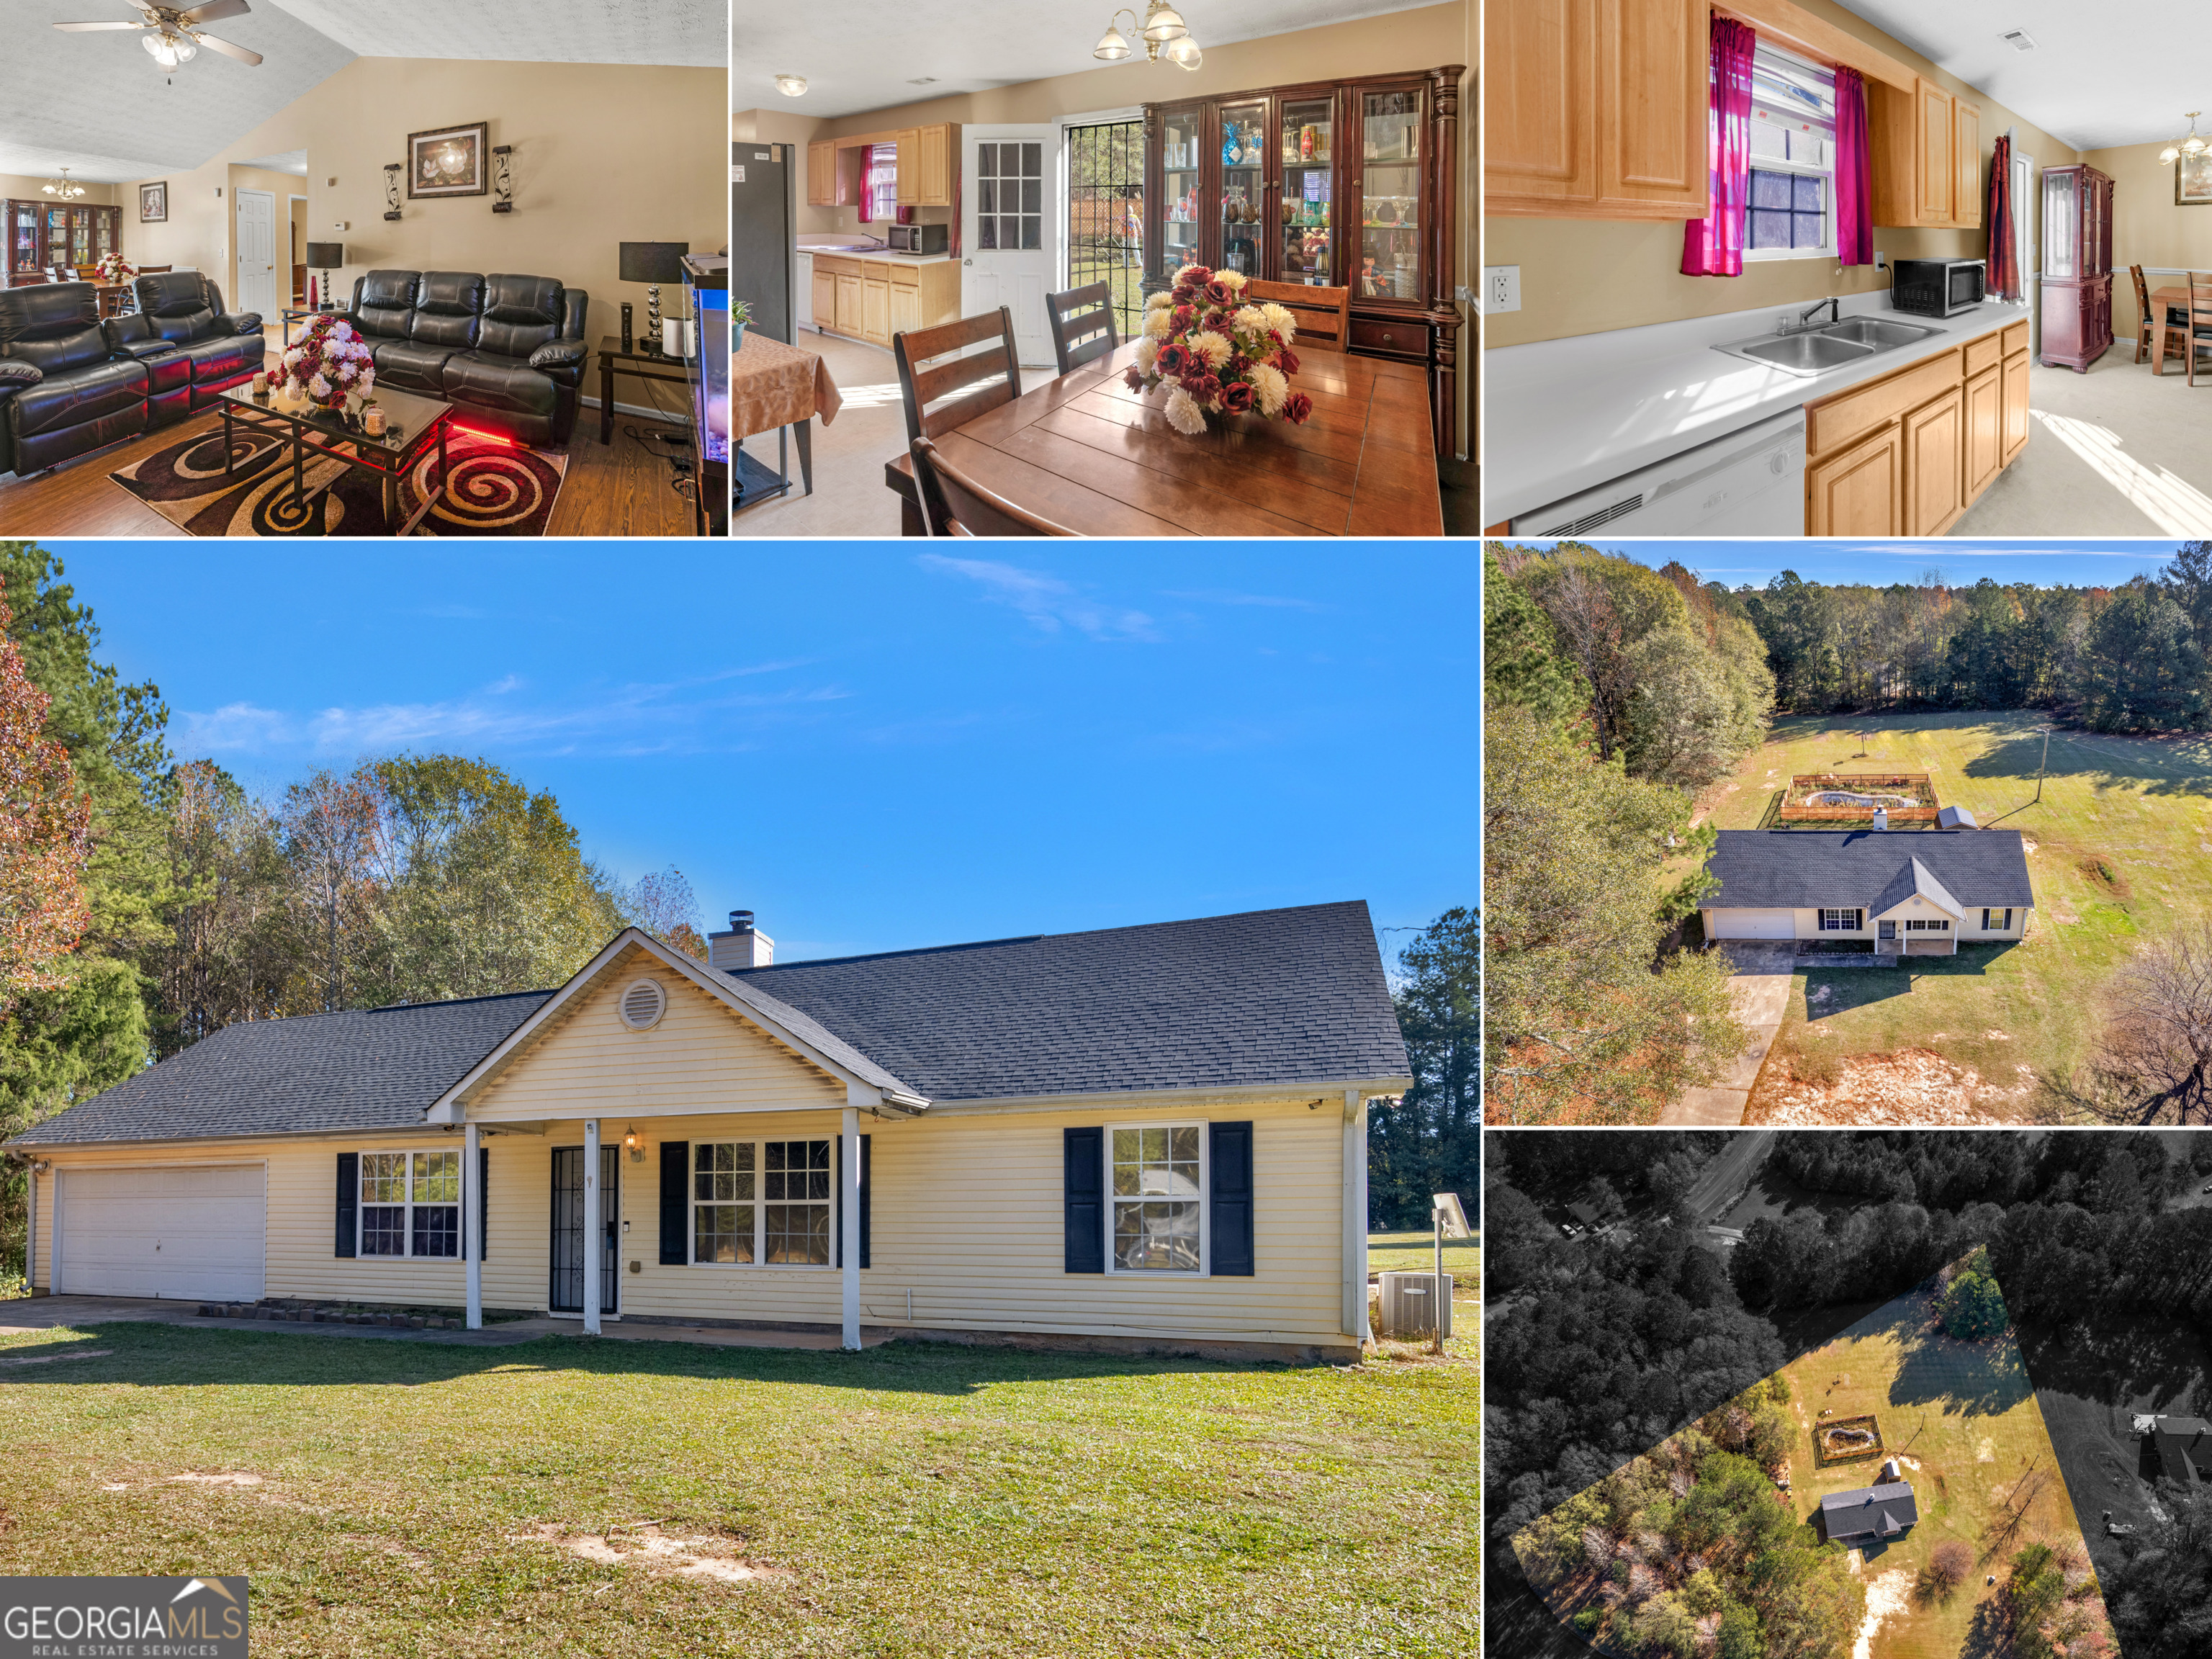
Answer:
(1660, 943, 1797, 1126)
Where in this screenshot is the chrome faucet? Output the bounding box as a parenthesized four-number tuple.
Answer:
(1784, 297, 1842, 333)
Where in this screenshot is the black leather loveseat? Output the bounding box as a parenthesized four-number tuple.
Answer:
(0, 273, 261, 478)
(342, 270, 588, 446)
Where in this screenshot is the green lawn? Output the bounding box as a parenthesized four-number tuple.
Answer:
(0, 1321, 1473, 1657)
(1683, 710, 2212, 1117)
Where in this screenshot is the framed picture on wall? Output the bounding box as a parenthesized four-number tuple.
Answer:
(2180, 151, 2212, 206)
(408, 123, 489, 199)
(139, 181, 167, 222)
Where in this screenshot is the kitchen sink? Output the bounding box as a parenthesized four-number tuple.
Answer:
(1712, 313, 1948, 378)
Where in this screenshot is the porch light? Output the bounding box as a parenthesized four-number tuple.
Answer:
(624, 1128, 641, 1152)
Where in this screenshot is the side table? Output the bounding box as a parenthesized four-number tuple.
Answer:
(596, 336, 693, 445)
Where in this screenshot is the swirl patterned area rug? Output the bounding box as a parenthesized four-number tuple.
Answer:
(109, 421, 566, 536)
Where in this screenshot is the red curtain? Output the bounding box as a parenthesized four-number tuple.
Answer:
(1681, 17, 1757, 276)
(1834, 68, 1874, 266)
(1986, 134, 2018, 299)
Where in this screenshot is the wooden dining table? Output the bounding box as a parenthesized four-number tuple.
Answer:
(884, 338, 1442, 536)
(2149, 286, 2207, 375)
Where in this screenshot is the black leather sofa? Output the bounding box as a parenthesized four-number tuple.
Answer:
(343, 270, 588, 446)
(0, 273, 261, 478)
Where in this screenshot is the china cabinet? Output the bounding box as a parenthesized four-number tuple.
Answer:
(7, 199, 121, 284)
(1141, 65, 1465, 457)
(2040, 163, 2113, 372)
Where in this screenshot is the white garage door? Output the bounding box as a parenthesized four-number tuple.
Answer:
(59, 1166, 266, 1300)
(1713, 909, 1796, 940)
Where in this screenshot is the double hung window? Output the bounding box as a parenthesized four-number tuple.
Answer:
(864, 143, 899, 222)
(359, 1150, 459, 1258)
(1905, 918, 1951, 932)
(1109, 1124, 1206, 1274)
(692, 1139, 832, 1266)
(1982, 908, 2014, 930)
(1818, 908, 1862, 932)
(1745, 44, 1837, 260)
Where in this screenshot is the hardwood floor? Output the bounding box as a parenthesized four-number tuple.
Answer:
(0, 333, 705, 538)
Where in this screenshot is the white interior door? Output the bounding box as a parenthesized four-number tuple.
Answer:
(2011, 147, 2036, 351)
(59, 1165, 266, 1300)
(961, 125, 1058, 368)
(235, 189, 276, 319)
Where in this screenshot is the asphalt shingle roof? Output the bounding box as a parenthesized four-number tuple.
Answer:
(13, 992, 553, 1146)
(729, 900, 1409, 1102)
(1707, 830, 2033, 911)
(1819, 1481, 1920, 1537)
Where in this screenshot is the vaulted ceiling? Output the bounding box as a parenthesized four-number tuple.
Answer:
(1, 0, 724, 184)
(733, 0, 1450, 119)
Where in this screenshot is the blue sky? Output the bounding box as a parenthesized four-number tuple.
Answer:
(50, 544, 1473, 966)
(1507, 539, 2189, 590)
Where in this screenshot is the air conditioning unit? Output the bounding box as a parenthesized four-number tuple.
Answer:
(1376, 1271, 1454, 1339)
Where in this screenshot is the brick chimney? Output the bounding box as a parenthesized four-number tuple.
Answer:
(707, 909, 774, 971)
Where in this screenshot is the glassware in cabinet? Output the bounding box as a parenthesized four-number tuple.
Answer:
(1357, 88, 1421, 302)
(1279, 95, 1334, 286)
(1218, 97, 1267, 278)
(1161, 105, 1204, 274)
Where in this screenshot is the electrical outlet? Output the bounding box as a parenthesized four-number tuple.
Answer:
(1874, 250, 1889, 272)
(1484, 265, 1521, 314)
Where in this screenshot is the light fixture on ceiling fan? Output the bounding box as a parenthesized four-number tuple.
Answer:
(53, 0, 265, 84)
(2159, 112, 2208, 166)
(1093, 3, 1203, 70)
(42, 168, 88, 201)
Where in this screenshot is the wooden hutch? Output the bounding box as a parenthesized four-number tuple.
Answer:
(1140, 65, 1464, 457)
(7, 198, 123, 287)
(2039, 163, 2113, 372)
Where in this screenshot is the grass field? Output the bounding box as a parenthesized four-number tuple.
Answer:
(0, 1320, 1474, 1657)
(1776, 1282, 2095, 1659)
(1681, 710, 2212, 1118)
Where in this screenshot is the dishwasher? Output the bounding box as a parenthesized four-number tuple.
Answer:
(1510, 406, 1807, 538)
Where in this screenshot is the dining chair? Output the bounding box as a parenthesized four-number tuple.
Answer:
(894, 308, 1024, 448)
(2189, 271, 2212, 388)
(910, 436, 1077, 537)
(139, 264, 172, 274)
(2129, 266, 2184, 365)
(1246, 277, 1352, 354)
(1045, 282, 1118, 377)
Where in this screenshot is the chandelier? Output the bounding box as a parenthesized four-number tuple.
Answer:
(42, 168, 86, 200)
(2159, 112, 2208, 166)
(1093, 3, 1202, 70)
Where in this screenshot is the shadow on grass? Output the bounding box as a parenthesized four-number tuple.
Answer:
(1960, 727, 2212, 796)
(1958, 1598, 2010, 1659)
(1484, 1559, 1594, 1659)
(0, 1321, 1326, 1397)
(1802, 967, 1914, 1015)
(2011, 1310, 2212, 1414)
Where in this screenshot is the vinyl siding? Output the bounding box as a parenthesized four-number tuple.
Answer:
(464, 943, 844, 1123)
(32, 1164, 51, 1291)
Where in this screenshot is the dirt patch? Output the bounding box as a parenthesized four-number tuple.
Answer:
(0, 1347, 111, 1368)
(2080, 855, 2132, 898)
(1753, 1050, 2023, 1124)
(1852, 1568, 1911, 1659)
(1977, 1437, 1996, 1463)
(168, 1473, 264, 1487)
(514, 1522, 778, 1586)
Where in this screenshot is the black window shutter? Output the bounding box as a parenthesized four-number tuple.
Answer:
(478, 1145, 489, 1261)
(860, 1135, 872, 1269)
(1210, 1121, 1255, 1276)
(659, 1140, 689, 1265)
(336, 1152, 357, 1258)
(1064, 1126, 1104, 1274)
(835, 1133, 843, 1269)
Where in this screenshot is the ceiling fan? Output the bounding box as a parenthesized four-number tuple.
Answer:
(53, 1, 264, 75)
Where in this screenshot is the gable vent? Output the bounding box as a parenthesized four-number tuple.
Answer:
(619, 978, 667, 1031)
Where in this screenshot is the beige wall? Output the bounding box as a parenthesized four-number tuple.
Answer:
(1483, 0, 2081, 349)
(735, 107, 840, 237)
(2084, 141, 2212, 340)
(121, 55, 724, 339)
(289, 192, 308, 271)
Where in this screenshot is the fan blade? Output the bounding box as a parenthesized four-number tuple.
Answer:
(192, 31, 261, 63)
(179, 0, 249, 24)
(53, 19, 147, 29)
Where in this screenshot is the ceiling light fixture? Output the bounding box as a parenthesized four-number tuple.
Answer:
(775, 73, 807, 96)
(142, 28, 197, 68)
(42, 168, 87, 200)
(1093, 2, 1202, 70)
(2160, 112, 2208, 166)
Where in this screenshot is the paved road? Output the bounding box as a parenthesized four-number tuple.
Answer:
(1685, 1129, 1777, 1223)
(1660, 943, 1797, 1125)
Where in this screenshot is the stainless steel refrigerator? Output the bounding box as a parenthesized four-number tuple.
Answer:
(732, 141, 794, 343)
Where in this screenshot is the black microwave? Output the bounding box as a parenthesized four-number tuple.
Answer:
(1892, 257, 1985, 318)
(887, 222, 948, 254)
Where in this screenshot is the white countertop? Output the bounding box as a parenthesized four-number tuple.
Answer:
(796, 246, 955, 266)
(1487, 291, 2033, 523)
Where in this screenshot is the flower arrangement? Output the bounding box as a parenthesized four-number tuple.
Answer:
(279, 314, 375, 411)
(95, 253, 135, 285)
(1124, 263, 1313, 435)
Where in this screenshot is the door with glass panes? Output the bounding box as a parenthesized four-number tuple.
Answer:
(1352, 81, 1425, 305)
(961, 126, 1058, 367)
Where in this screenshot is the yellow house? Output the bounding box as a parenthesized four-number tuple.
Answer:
(10, 902, 1411, 1362)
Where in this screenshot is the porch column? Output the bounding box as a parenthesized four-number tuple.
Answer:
(583, 1118, 602, 1335)
(464, 1122, 482, 1330)
(841, 1104, 861, 1352)
(1342, 1089, 1368, 1339)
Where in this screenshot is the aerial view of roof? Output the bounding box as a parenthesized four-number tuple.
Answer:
(1818, 1480, 1920, 1539)
(1706, 830, 2034, 909)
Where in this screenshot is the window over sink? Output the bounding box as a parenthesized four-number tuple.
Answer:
(1745, 43, 1835, 262)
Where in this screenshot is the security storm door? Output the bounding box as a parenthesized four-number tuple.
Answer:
(961, 126, 1058, 368)
(550, 1145, 619, 1314)
(235, 189, 276, 323)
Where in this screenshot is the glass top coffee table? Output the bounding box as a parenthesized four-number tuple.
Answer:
(219, 382, 454, 536)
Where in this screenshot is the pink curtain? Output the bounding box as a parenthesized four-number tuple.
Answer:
(1986, 134, 2017, 298)
(1835, 68, 1874, 266)
(1681, 17, 1757, 276)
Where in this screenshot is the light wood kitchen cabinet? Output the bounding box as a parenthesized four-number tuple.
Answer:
(1484, 0, 1705, 220)
(895, 129, 920, 206)
(1870, 76, 1982, 229)
(1963, 364, 2002, 504)
(862, 266, 891, 345)
(1902, 385, 1964, 535)
(1806, 425, 1902, 537)
(806, 140, 837, 207)
(811, 251, 961, 349)
(1953, 100, 1980, 229)
(889, 271, 922, 339)
(2002, 346, 2031, 464)
(811, 265, 835, 331)
(891, 124, 956, 208)
(835, 270, 861, 335)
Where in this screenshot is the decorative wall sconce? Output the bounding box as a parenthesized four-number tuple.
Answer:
(382, 163, 402, 222)
(492, 145, 513, 214)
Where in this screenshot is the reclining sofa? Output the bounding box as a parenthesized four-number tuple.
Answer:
(341, 271, 588, 446)
(0, 271, 262, 477)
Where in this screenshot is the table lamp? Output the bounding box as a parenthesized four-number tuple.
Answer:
(306, 242, 343, 311)
(619, 241, 688, 354)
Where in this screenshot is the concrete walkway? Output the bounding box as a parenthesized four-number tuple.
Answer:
(1660, 943, 1798, 1126)
(0, 1296, 894, 1352)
